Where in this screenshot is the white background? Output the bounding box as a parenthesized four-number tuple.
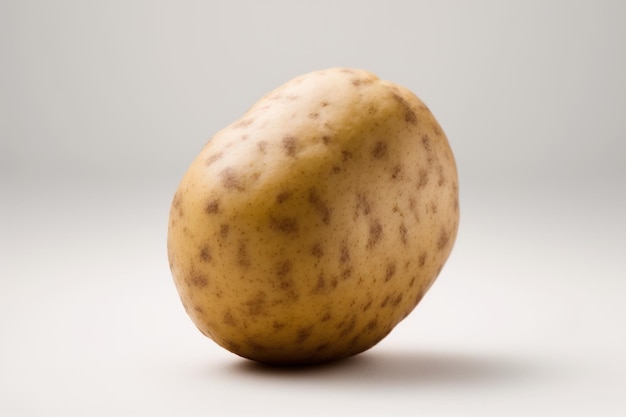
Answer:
(2, 1, 625, 415)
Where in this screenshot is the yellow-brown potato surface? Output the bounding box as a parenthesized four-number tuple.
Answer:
(167, 68, 459, 364)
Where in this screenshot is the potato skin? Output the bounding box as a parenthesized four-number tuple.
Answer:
(167, 68, 459, 365)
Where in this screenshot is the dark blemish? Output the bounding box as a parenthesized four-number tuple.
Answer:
(417, 168, 429, 189)
(275, 190, 292, 204)
(223, 310, 237, 326)
(273, 321, 286, 331)
(205, 199, 220, 214)
(331, 165, 341, 174)
(321, 101, 330, 107)
(269, 215, 299, 234)
(366, 219, 383, 249)
(422, 134, 432, 152)
(355, 193, 371, 218)
(341, 268, 352, 280)
(219, 223, 230, 239)
(276, 259, 292, 278)
(437, 165, 446, 186)
(296, 326, 314, 344)
(189, 274, 209, 288)
(312, 273, 326, 293)
(315, 342, 329, 351)
(282, 136, 298, 157)
(339, 242, 350, 264)
(371, 141, 388, 159)
(220, 167, 244, 191)
(380, 295, 390, 308)
(322, 135, 331, 145)
(240, 134, 249, 141)
(391, 92, 417, 124)
(257, 141, 268, 154)
(349, 335, 360, 347)
(362, 299, 373, 312)
(205, 152, 223, 166)
(384, 261, 397, 282)
(311, 242, 324, 259)
(321, 312, 332, 322)
(366, 319, 378, 331)
(438, 228, 450, 251)
(199, 246, 212, 263)
(391, 293, 404, 307)
(308, 188, 331, 225)
(341, 150, 352, 162)
(234, 118, 254, 128)
(419, 251, 427, 267)
(430, 202, 438, 214)
(331, 277, 338, 288)
(338, 315, 357, 337)
(193, 305, 204, 314)
(245, 291, 267, 316)
(391, 164, 402, 180)
(308, 112, 319, 119)
(409, 275, 416, 287)
(237, 242, 251, 269)
(399, 223, 408, 245)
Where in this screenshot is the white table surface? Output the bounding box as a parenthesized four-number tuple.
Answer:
(1, 173, 624, 417)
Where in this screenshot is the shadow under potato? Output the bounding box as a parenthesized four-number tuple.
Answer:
(225, 349, 539, 387)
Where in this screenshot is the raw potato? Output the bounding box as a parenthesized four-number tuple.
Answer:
(167, 68, 459, 365)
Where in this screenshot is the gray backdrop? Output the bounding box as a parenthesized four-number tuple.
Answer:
(2, 1, 625, 416)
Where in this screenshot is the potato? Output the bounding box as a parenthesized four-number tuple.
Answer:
(167, 68, 459, 365)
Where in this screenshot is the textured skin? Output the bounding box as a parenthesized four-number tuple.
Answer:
(167, 68, 459, 365)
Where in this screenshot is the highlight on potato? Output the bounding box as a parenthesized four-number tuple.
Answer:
(167, 68, 459, 365)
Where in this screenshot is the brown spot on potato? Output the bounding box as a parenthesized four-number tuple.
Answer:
(322, 135, 331, 145)
(430, 201, 438, 214)
(257, 141, 268, 154)
(312, 273, 326, 293)
(367, 219, 383, 249)
(205, 152, 223, 166)
(339, 242, 350, 264)
(220, 167, 244, 191)
(308, 188, 331, 225)
(315, 342, 330, 351)
(276, 190, 292, 204)
(355, 193, 371, 218)
(419, 251, 427, 267)
(296, 326, 314, 344)
(282, 136, 298, 157)
(237, 242, 251, 269)
(341, 267, 352, 280)
(247, 340, 266, 352)
(391, 92, 417, 124)
(308, 112, 319, 119)
(205, 199, 220, 214)
(391, 293, 404, 307)
(417, 169, 429, 188)
(189, 274, 209, 288)
(269, 215, 299, 234)
(391, 164, 402, 180)
(245, 291, 267, 316)
(371, 141, 388, 159)
(380, 295, 390, 308)
(384, 261, 397, 282)
(362, 298, 373, 311)
(422, 134, 432, 152)
(341, 150, 352, 162)
(223, 310, 237, 326)
(321, 312, 332, 322)
(311, 242, 324, 258)
(199, 246, 212, 263)
(437, 228, 450, 250)
(338, 315, 357, 337)
(437, 166, 446, 186)
(366, 319, 378, 331)
(273, 321, 286, 331)
(219, 223, 230, 239)
(399, 222, 408, 245)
